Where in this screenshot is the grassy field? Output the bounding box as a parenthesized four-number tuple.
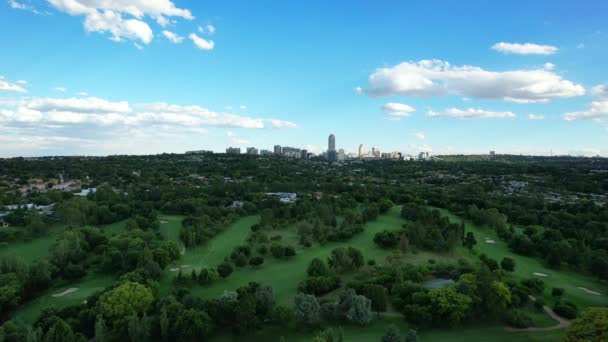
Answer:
(13, 274, 115, 324)
(0, 226, 64, 263)
(189, 207, 435, 305)
(158, 215, 184, 244)
(436, 208, 608, 310)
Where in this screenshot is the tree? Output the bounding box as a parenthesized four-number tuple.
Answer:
(159, 306, 169, 342)
(312, 327, 344, 342)
(94, 315, 106, 342)
(366, 284, 388, 314)
(405, 329, 418, 342)
(307, 258, 329, 277)
(551, 287, 565, 298)
(249, 256, 264, 267)
(563, 307, 608, 342)
(42, 319, 78, 342)
(98, 281, 153, 323)
(463, 232, 477, 252)
(174, 308, 213, 340)
(346, 294, 373, 326)
(500, 257, 515, 272)
(373, 230, 398, 249)
(381, 324, 401, 342)
(217, 262, 234, 278)
(255, 284, 275, 316)
(428, 287, 472, 327)
(128, 314, 150, 342)
(293, 293, 320, 327)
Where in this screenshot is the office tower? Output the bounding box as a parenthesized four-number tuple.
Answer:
(337, 149, 345, 162)
(246, 147, 258, 155)
(327, 134, 337, 161)
(226, 147, 241, 154)
(300, 149, 308, 159)
(359, 144, 365, 158)
(274, 145, 282, 155)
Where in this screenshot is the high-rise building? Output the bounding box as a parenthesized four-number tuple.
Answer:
(260, 149, 272, 156)
(327, 134, 337, 161)
(246, 147, 258, 155)
(274, 145, 282, 155)
(300, 149, 308, 159)
(226, 147, 241, 154)
(358, 144, 365, 158)
(337, 149, 345, 162)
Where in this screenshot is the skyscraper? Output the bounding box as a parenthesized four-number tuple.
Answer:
(359, 144, 365, 158)
(328, 134, 336, 151)
(274, 145, 282, 155)
(327, 134, 337, 161)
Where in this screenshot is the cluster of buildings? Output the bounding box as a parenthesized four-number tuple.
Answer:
(222, 133, 432, 162)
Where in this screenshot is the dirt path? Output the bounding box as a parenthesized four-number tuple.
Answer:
(506, 296, 571, 332)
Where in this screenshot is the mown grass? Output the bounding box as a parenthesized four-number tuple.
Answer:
(436, 208, 608, 310)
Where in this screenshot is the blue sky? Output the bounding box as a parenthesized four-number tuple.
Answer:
(1, 0, 607, 157)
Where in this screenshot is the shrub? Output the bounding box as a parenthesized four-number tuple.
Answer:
(505, 310, 533, 328)
(554, 301, 578, 319)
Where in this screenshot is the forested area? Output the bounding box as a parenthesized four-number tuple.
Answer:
(0, 154, 606, 341)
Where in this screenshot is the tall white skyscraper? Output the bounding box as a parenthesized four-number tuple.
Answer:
(359, 144, 365, 158)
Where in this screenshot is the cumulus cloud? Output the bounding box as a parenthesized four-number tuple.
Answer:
(0, 75, 28, 93)
(53, 87, 67, 92)
(427, 108, 516, 119)
(206, 24, 215, 34)
(162, 30, 183, 43)
(544, 62, 555, 70)
(564, 84, 608, 121)
(0, 95, 298, 131)
(381, 102, 416, 117)
(189, 33, 214, 50)
(269, 119, 297, 129)
(492, 42, 558, 55)
(528, 114, 545, 120)
(359, 59, 584, 103)
(46, 0, 193, 44)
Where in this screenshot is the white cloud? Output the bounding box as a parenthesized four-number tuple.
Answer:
(16, 80, 28, 85)
(239, 105, 247, 110)
(46, 0, 194, 44)
(564, 84, 608, 121)
(492, 42, 558, 55)
(427, 108, 516, 119)
(544, 62, 555, 70)
(197, 25, 204, 33)
(360, 59, 584, 103)
(53, 87, 67, 92)
(206, 24, 215, 34)
(381, 102, 416, 117)
(269, 119, 297, 129)
(189, 33, 214, 50)
(28, 96, 131, 113)
(77, 91, 88, 96)
(225, 131, 234, 137)
(7, 0, 40, 13)
(591, 84, 608, 99)
(0, 75, 28, 93)
(528, 114, 545, 120)
(414, 132, 426, 139)
(162, 30, 183, 43)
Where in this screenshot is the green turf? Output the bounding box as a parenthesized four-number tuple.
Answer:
(0, 226, 62, 263)
(436, 208, 608, 310)
(13, 274, 115, 324)
(158, 215, 184, 244)
(188, 207, 417, 305)
(100, 219, 129, 237)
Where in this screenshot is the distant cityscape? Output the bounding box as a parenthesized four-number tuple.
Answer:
(187, 134, 436, 161)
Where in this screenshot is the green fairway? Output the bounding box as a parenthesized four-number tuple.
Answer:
(0, 227, 62, 263)
(158, 215, 184, 244)
(436, 208, 608, 310)
(189, 207, 416, 305)
(100, 219, 129, 237)
(13, 274, 115, 324)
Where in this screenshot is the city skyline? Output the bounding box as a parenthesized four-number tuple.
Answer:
(1, 1, 607, 157)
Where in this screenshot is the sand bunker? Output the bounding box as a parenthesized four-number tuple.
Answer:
(533, 272, 548, 277)
(169, 267, 180, 272)
(485, 239, 496, 244)
(180, 265, 191, 269)
(52, 287, 79, 297)
(180, 247, 186, 255)
(160, 220, 169, 224)
(577, 287, 601, 295)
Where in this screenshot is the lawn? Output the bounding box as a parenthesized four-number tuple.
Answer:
(189, 207, 415, 305)
(158, 215, 184, 244)
(0, 226, 63, 263)
(13, 274, 116, 324)
(435, 208, 608, 310)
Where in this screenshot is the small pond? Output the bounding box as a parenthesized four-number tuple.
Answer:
(422, 278, 455, 289)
